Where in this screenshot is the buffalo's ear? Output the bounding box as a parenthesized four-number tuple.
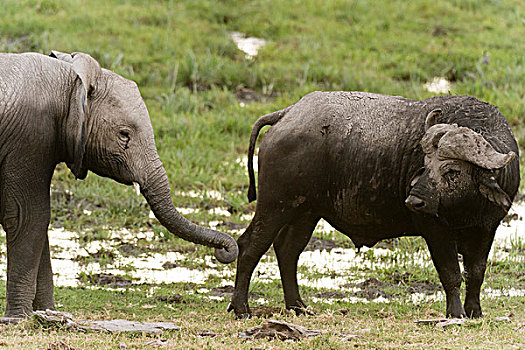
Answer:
(50, 51, 101, 179)
(479, 176, 512, 211)
(425, 109, 442, 131)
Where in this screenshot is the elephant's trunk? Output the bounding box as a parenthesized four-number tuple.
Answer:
(140, 160, 238, 263)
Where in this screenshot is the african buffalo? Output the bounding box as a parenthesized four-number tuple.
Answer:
(229, 91, 520, 319)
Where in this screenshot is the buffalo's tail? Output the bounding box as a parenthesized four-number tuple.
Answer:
(247, 106, 293, 202)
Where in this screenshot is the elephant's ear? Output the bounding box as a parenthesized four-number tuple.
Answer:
(50, 51, 101, 179)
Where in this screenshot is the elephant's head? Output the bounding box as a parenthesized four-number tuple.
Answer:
(50, 51, 238, 263)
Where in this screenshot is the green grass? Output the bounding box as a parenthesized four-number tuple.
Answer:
(0, 0, 524, 348)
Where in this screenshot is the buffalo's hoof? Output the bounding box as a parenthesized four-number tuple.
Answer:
(289, 305, 314, 316)
(464, 301, 482, 318)
(465, 308, 483, 318)
(227, 302, 252, 320)
(287, 300, 313, 316)
(235, 312, 252, 320)
(446, 310, 467, 319)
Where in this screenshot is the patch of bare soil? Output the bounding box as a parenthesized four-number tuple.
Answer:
(73, 249, 116, 265)
(353, 278, 394, 299)
(209, 285, 235, 297)
(185, 79, 209, 92)
(373, 238, 396, 250)
(239, 319, 322, 341)
(392, 272, 442, 294)
(235, 88, 263, 103)
(117, 240, 197, 256)
(117, 243, 144, 257)
(326, 276, 442, 301)
(161, 261, 178, 269)
(46, 340, 78, 350)
(304, 237, 351, 251)
(197, 330, 217, 337)
(156, 294, 184, 304)
(82, 273, 132, 288)
(406, 282, 442, 294)
(250, 305, 287, 318)
(315, 278, 395, 300)
(217, 221, 246, 230)
(161, 261, 199, 270)
(313, 291, 349, 299)
(207, 286, 267, 302)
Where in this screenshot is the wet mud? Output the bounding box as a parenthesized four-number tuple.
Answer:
(0, 200, 522, 307)
(314, 277, 441, 302)
(304, 237, 351, 251)
(83, 273, 132, 288)
(156, 294, 184, 304)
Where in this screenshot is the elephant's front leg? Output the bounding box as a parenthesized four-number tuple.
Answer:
(33, 235, 55, 311)
(1, 165, 53, 318)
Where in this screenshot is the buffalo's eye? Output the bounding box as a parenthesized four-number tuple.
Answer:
(443, 169, 460, 184)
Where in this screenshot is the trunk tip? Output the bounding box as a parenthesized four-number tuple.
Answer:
(214, 244, 239, 264)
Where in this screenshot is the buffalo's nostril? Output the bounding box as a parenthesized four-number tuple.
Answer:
(405, 195, 426, 211)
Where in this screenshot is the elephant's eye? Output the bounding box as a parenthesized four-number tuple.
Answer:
(119, 130, 131, 149)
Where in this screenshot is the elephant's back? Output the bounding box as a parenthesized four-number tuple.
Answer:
(0, 53, 68, 151)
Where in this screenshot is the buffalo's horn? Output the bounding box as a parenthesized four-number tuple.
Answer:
(437, 127, 516, 169)
(420, 123, 458, 155)
(425, 109, 442, 131)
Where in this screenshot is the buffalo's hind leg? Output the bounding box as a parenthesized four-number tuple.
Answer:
(273, 214, 319, 315)
(458, 227, 495, 318)
(229, 210, 290, 319)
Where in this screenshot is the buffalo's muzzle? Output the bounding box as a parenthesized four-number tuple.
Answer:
(405, 195, 426, 212)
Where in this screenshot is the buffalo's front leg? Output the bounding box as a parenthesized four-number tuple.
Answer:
(424, 235, 466, 318)
(458, 227, 495, 318)
(273, 214, 318, 314)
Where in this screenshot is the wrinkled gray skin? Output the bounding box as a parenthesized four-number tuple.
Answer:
(229, 91, 519, 319)
(0, 51, 237, 318)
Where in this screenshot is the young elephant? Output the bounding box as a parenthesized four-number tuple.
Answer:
(0, 51, 238, 319)
(229, 91, 519, 319)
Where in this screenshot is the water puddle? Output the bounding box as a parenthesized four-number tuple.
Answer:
(230, 32, 267, 59)
(0, 202, 521, 306)
(424, 77, 452, 94)
(172, 206, 232, 218)
(175, 189, 224, 201)
(494, 202, 525, 246)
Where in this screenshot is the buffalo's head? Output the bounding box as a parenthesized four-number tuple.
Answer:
(406, 109, 516, 218)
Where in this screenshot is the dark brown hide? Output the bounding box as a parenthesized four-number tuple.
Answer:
(230, 92, 519, 319)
